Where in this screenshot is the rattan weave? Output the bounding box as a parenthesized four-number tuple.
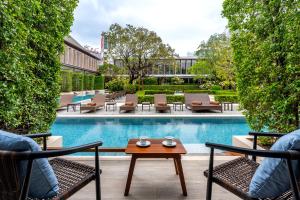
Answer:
(27, 158, 97, 200)
(204, 157, 295, 200)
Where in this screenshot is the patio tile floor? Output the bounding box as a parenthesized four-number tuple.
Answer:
(70, 158, 240, 200)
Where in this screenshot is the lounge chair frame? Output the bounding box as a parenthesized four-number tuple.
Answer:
(184, 93, 222, 112)
(0, 133, 102, 200)
(205, 131, 300, 200)
(154, 94, 171, 113)
(80, 94, 105, 113)
(119, 94, 138, 113)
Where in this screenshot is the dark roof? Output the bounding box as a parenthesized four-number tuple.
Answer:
(64, 35, 100, 60)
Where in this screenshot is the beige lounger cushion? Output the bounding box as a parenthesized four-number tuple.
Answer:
(158, 102, 167, 106)
(210, 101, 220, 105)
(191, 101, 202, 105)
(125, 101, 134, 106)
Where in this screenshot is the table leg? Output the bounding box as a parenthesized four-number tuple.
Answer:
(175, 156, 187, 196)
(173, 158, 178, 175)
(67, 105, 69, 112)
(124, 155, 137, 196)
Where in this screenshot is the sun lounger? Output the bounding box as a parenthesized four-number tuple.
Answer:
(80, 94, 105, 113)
(119, 94, 138, 113)
(184, 93, 222, 112)
(154, 94, 171, 113)
(58, 94, 74, 109)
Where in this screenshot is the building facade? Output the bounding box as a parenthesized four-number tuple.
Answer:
(60, 36, 100, 74)
(114, 57, 197, 79)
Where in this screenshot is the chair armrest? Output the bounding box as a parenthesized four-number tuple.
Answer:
(24, 133, 52, 138)
(249, 131, 284, 137)
(6, 141, 103, 160)
(25, 133, 52, 151)
(205, 142, 293, 159)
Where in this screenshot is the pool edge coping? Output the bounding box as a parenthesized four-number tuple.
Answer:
(56, 114, 245, 118)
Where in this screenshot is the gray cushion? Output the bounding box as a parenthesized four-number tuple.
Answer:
(0, 130, 59, 198)
(249, 129, 300, 198)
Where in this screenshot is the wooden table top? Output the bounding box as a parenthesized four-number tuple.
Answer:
(125, 139, 187, 154)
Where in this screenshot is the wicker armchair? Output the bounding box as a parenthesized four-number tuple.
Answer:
(204, 132, 300, 200)
(0, 133, 102, 200)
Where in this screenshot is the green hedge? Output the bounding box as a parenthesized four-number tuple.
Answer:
(94, 75, 104, 90)
(72, 72, 84, 91)
(215, 95, 239, 103)
(61, 71, 73, 92)
(144, 90, 174, 95)
(138, 95, 184, 104)
(83, 74, 95, 90)
(0, 0, 78, 133)
(184, 90, 216, 94)
(143, 77, 158, 85)
(142, 85, 198, 91)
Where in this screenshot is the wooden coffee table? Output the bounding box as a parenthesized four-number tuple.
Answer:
(124, 139, 187, 196)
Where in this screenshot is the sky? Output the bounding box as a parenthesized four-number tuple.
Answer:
(71, 0, 228, 56)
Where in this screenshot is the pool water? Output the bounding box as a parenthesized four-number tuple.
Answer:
(50, 117, 252, 154)
(72, 95, 94, 102)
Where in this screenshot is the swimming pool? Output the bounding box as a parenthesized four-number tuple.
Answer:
(50, 117, 252, 154)
(72, 95, 94, 102)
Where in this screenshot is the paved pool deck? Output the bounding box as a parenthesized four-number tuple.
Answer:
(57, 97, 243, 118)
(69, 156, 240, 200)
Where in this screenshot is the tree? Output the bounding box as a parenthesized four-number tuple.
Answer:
(223, 0, 300, 132)
(0, 0, 78, 133)
(98, 63, 125, 78)
(105, 23, 174, 83)
(194, 33, 235, 88)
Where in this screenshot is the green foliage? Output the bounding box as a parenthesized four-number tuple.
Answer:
(105, 23, 174, 83)
(83, 74, 95, 90)
(215, 95, 239, 103)
(171, 76, 184, 85)
(184, 90, 216, 94)
(61, 71, 73, 92)
(124, 84, 138, 94)
(223, 0, 300, 132)
(144, 90, 174, 95)
(143, 85, 198, 91)
(194, 33, 235, 88)
(0, 0, 78, 133)
(106, 78, 126, 92)
(138, 95, 184, 104)
(72, 72, 84, 91)
(90, 75, 95, 90)
(94, 75, 104, 90)
(143, 77, 158, 85)
(211, 85, 222, 90)
(99, 63, 125, 78)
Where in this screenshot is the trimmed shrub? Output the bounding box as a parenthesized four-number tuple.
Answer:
(61, 71, 73, 92)
(143, 85, 198, 91)
(83, 74, 89, 90)
(90, 75, 95, 90)
(144, 90, 174, 95)
(83, 74, 95, 90)
(0, 0, 78, 133)
(211, 85, 222, 90)
(215, 95, 239, 103)
(143, 77, 158, 85)
(72, 72, 84, 91)
(184, 90, 216, 94)
(94, 75, 104, 90)
(138, 95, 184, 104)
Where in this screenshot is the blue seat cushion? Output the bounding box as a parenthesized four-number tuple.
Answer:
(248, 129, 300, 198)
(0, 130, 59, 198)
